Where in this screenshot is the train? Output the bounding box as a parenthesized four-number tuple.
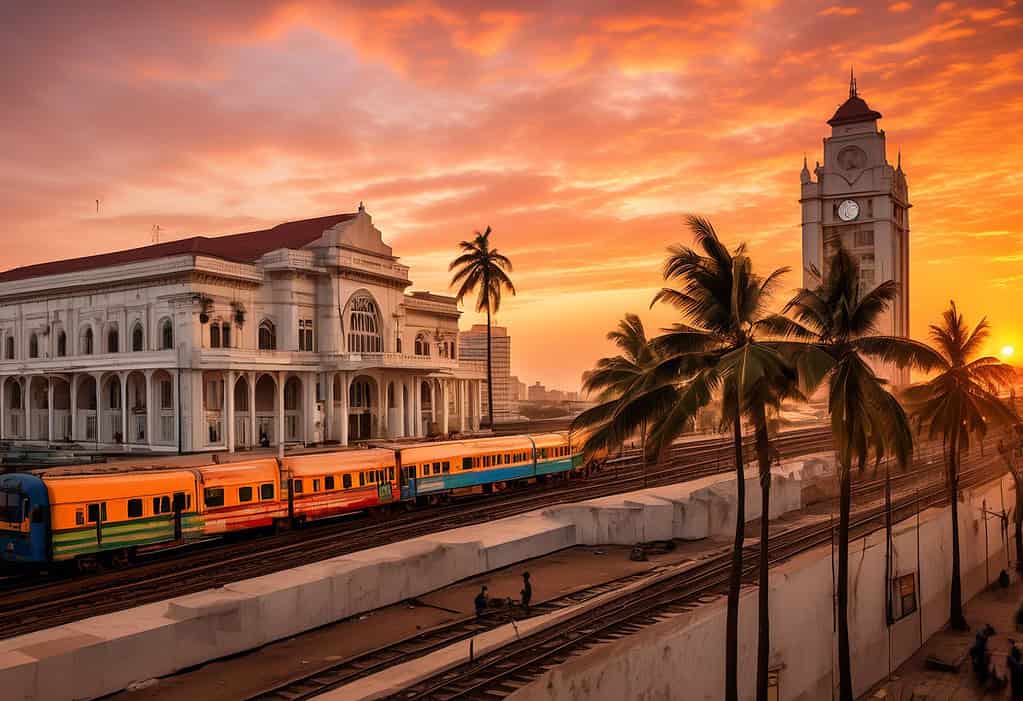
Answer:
(0, 432, 588, 568)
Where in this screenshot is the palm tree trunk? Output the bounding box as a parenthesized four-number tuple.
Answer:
(884, 457, 894, 625)
(485, 304, 494, 429)
(725, 406, 745, 701)
(752, 402, 772, 701)
(837, 459, 853, 701)
(949, 430, 967, 630)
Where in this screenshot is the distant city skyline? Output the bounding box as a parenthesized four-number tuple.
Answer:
(2, 2, 1021, 390)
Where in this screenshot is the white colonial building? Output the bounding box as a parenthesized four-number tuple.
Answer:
(0, 206, 485, 453)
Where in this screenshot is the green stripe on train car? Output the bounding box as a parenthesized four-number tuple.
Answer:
(51, 513, 204, 560)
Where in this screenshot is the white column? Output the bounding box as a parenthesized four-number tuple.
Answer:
(395, 378, 405, 438)
(429, 381, 436, 423)
(471, 381, 481, 432)
(276, 371, 285, 458)
(172, 370, 180, 450)
(119, 371, 128, 447)
(441, 380, 449, 435)
(92, 373, 102, 444)
(339, 373, 349, 446)
(323, 372, 334, 443)
(69, 376, 77, 441)
(47, 377, 54, 443)
(459, 380, 467, 432)
(414, 377, 424, 437)
(144, 370, 154, 449)
(1, 376, 8, 440)
(304, 372, 316, 445)
(248, 372, 257, 450)
(226, 370, 236, 452)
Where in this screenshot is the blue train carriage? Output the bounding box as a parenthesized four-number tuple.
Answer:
(0, 474, 50, 564)
(396, 435, 537, 502)
(530, 431, 583, 477)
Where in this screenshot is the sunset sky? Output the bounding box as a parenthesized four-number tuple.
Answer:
(2, 1, 1021, 390)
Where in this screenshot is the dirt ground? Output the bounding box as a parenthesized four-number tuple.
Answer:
(103, 540, 731, 701)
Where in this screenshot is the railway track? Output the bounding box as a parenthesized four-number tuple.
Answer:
(0, 427, 834, 640)
(376, 454, 1008, 701)
(234, 438, 972, 701)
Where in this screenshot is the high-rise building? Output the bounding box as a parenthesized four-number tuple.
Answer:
(801, 71, 911, 385)
(509, 375, 527, 401)
(458, 324, 512, 422)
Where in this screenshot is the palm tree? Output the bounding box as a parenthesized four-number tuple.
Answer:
(573, 216, 798, 701)
(779, 246, 942, 701)
(903, 301, 1018, 629)
(581, 314, 658, 471)
(449, 226, 515, 429)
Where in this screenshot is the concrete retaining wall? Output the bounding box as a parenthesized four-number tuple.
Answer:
(507, 473, 1015, 701)
(0, 457, 821, 701)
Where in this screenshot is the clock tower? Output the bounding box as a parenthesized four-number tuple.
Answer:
(800, 71, 911, 386)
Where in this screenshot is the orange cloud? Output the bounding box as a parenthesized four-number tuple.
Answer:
(889, 1, 912, 11)
(0, 0, 1020, 389)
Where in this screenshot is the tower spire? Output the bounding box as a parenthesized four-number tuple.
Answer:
(849, 66, 857, 98)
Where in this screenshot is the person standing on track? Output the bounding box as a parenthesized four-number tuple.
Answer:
(474, 585, 488, 618)
(520, 572, 532, 613)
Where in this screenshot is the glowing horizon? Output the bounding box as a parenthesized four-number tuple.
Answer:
(2, 1, 1021, 390)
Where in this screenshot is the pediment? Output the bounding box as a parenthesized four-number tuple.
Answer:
(313, 210, 393, 257)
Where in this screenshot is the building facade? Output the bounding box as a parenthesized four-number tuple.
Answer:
(0, 207, 484, 453)
(801, 74, 911, 385)
(457, 324, 512, 423)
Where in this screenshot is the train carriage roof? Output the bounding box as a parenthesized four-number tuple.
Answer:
(395, 435, 535, 463)
(42, 470, 199, 504)
(529, 432, 572, 449)
(197, 459, 280, 487)
(284, 448, 396, 477)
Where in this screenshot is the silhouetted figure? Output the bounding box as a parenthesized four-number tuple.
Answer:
(474, 585, 488, 618)
(1009, 641, 1023, 700)
(972, 624, 996, 685)
(520, 572, 532, 613)
(259, 430, 270, 448)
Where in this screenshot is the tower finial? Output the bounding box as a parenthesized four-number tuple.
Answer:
(897, 148, 902, 170)
(358, 200, 365, 213)
(849, 66, 857, 98)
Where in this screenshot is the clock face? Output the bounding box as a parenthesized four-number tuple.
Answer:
(838, 199, 859, 222)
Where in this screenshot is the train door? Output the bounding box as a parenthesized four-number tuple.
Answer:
(399, 459, 416, 501)
(86, 501, 106, 548)
(172, 492, 186, 541)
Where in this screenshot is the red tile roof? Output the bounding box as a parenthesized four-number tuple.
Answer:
(0, 213, 357, 283)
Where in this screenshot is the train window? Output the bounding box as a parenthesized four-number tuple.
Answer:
(461, 457, 471, 470)
(87, 503, 106, 523)
(325, 476, 335, 490)
(127, 499, 143, 518)
(484, 456, 490, 468)
(161, 496, 171, 513)
(369, 472, 377, 484)
(342, 474, 352, 489)
(442, 461, 450, 474)
(359, 472, 365, 487)
(173, 493, 186, 511)
(433, 462, 441, 475)
(293, 480, 304, 494)
(187, 494, 192, 509)
(313, 479, 321, 492)
(238, 487, 253, 503)
(204, 489, 225, 508)
(505, 453, 511, 463)
(260, 483, 274, 500)
(377, 470, 385, 482)
(76, 510, 84, 525)
(153, 497, 160, 514)
(389, 467, 395, 480)
(408, 466, 417, 478)
(31, 506, 44, 524)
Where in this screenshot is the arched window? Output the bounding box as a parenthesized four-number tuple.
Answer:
(349, 378, 371, 408)
(28, 333, 38, 359)
(221, 323, 231, 348)
(414, 333, 430, 356)
(4, 335, 12, 360)
(160, 319, 174, 350)
(80, 327, 93, 355)
(107, 325, 119, 353)
(346, 294, 383, 353)
(258, 320, 276, 350)
(131, 323, 144, 352)
(56, 330, 66, 357)
(210, 322, 221, 349)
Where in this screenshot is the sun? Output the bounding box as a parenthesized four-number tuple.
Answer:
(1002, 345, 1015, 359)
